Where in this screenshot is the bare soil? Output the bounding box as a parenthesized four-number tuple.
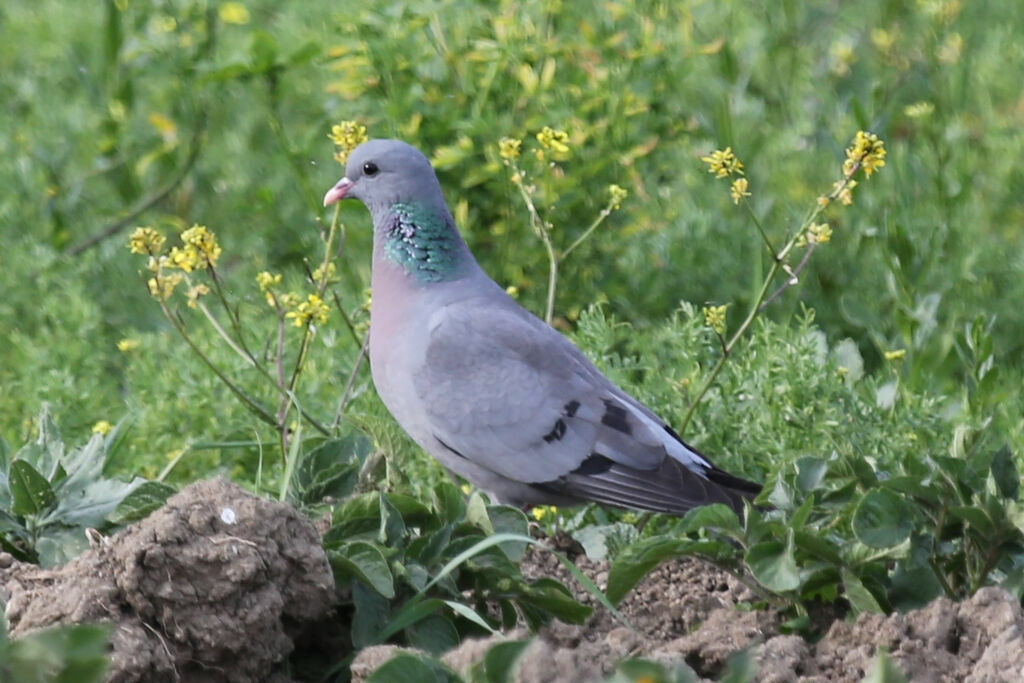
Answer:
(3, 480, 1023, 681)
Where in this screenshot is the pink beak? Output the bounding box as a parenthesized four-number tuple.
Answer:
(323, 177, 354, 207)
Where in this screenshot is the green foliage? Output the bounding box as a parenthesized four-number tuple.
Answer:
(322, 482, 590, 659)
(0, 406, 156, 567)
(0, 613, 109, 683)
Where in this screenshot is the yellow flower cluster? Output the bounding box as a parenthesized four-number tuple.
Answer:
(313, 261, 338, 284)
(607, 184, 628, 209)
(286, 294, 330, 327)
(702, 304, 728, 336)
(129, 227, 166, 256)
(843, 131, 887, 178)
(168, 225, 222, 272)
(701, 147, 744, 178)
(730, 177, 751, 204)
(330, 120, 369, 165)
(808, 222, 833, 244)
(498, 137, 522, 161)
(536, 126, 570, 154)
(92, 420, 113, 436)
(148, 272, 183, 300)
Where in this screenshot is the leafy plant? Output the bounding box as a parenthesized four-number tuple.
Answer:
(323, 481, 591, 662)
(0, 613, 109, 683)
(0, 406, 165, 566)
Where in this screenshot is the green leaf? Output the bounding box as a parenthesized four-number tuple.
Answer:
(861, 649, 909, 683)
(842, 569, 884, 615)
(518, 577, 591, 629)
(330, 540, 395, 598)
(852, 489, 913, 548)
(290, 435, 368, 505)
(366, 652, 461, 683)
(482, 639, 531, 683)
(434, 481, 466, 524)
(606, 535, 691, 605)
(9, 460, 56, 515)
(379, 492, 407, 547)
(990, 445, 1019, 501)
(249, 30, 279, 72)
(889, 559, 944, 612)
(795, 456, 829, 493)
(681, 503, 743, 537)
(406, 614, 460, 655)
(107, 481, 176, 525)
(745, 529, 800, 592)
(351, 581, 392, 649)
(466, 492, 493, 535)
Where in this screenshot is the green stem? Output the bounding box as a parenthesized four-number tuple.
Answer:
(560, 204, 613, 263)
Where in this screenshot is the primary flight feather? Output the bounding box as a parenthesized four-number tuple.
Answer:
(324, 139, 761, 515)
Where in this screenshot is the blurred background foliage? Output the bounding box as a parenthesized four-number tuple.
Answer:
(1, 0, 1022, 486)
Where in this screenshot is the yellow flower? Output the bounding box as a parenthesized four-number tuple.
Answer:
(730, 177, 751, 204)
(117, 338, 140, 352)
(313, 261, 338, 284)
(186, 283, 210, 308)
(167, 225, 222, 272)
(505, 285, 519, 298)
(286, 294, 330, 327)
(147, 272, 183, 300)
(536, 126, 570, 154)
(904, 101, 934, 118)
(128, 227, 166, 255)
(808, 222, 833, 244)
(531, 505, 557, 521)
(218, 2, 250, 25)
(701, 147, 744, 178)
(833, 179, 857, 206)
(702, 304, 728, 336)
(608, 184, 628, 209)
(256, 271, 282, 291)
(330, 121, 369, 165)
(498, 137, 522, 161)
(844, 131, 886, 178)
(92, 420, 113, 436)
(884, 349, 906, 361)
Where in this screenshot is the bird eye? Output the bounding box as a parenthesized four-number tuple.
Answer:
(362, 162, 379, 176)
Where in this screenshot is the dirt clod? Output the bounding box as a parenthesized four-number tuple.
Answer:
(0, 478, 333, 682)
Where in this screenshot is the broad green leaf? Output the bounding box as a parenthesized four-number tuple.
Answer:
(406, 614, 460, 655)
(480, 639, 531, 683)
(107, 481, 176, 525)
(379, 492, 407, 547)
(366, 652, 460, 683)
(948, 506, 994, 537)
(852, 489, 913, 548)
(795, 456, 829, 493)
(487, 505, 530, 561)
(45, 477, 144, 529)
(466, 492, 493, 534)
(36, 528, 90, 568)
(9, 460, 56, 515)
(330, 541, 395, 598)
(434, 481, 466, 524)
(518, 577, 591, 629)
(842, 569, 884, 615)
(351, 581, 393, 649)
(990, 445, 1019, 501)
(889, 559, 944, 611)
(746, 530, 800, 592)
(681, 503, 743, 537)
(606, 535, 691, 605)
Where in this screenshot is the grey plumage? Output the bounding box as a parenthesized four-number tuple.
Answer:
(324, 139, 761, 516)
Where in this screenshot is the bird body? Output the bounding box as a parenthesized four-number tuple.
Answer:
(324, 139, 761, 515)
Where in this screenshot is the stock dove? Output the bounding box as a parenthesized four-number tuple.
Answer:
(323, 139, 761, 515)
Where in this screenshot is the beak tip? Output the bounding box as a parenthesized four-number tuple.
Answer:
(323, 178, 353, 207)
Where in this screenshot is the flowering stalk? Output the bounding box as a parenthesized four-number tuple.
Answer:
(499, 132, 628, 325)
(681, 132, 886, 430)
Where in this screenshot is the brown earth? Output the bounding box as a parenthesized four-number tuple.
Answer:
(0, 479, 334, 682)
(3, 480, 1023, 682)
(354, 538, 1024, 682)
